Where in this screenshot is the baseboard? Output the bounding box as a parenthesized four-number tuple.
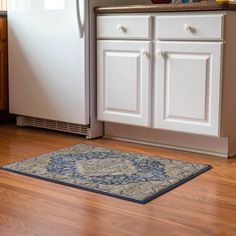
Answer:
(105, 123, 229, 158)
(105, 135, 228, 158)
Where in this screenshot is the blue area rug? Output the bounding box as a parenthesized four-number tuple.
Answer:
(0, 144, 211, 203)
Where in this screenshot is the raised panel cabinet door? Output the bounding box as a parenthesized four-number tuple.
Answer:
(0, 42, 8, 110)
(154, 41, 223, 136)
(97, 40, 151, 127)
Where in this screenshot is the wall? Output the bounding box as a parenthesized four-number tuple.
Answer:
(0, 0, 7, 11)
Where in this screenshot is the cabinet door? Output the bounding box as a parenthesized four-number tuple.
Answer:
(0, 41, 8, 110)
(154, 42, 223, 136)
(97, 40, 151, 127)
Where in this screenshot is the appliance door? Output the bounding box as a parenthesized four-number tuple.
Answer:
(8, 0, 89, 125)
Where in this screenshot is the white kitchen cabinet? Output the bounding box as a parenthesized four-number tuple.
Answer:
(97, 40, 151, 127)
(97, 9, 236, 157)
(154, 41, 223, 136)
(97, 12, 224, 136)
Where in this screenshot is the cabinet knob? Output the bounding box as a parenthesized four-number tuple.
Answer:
(184, 24, 192, 31)
(141, 49, 149, 58)
(157, 50, 165, 58)
(117, 24, 126, 32)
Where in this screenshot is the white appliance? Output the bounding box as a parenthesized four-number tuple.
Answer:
(8, 0, 150, 138)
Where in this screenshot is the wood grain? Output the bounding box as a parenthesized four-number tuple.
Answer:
(0, 124, 235, 236)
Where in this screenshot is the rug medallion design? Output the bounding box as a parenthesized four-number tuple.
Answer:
(0, 144, 211, 203)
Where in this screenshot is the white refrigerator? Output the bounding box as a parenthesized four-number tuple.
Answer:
(8, 0, 150, 138)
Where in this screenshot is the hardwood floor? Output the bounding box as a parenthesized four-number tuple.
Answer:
(0, 124, 235, 236)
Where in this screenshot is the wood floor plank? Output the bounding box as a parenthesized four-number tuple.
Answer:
(0, 124, 235, 236)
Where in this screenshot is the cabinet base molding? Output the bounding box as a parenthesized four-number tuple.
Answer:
(105, 123, 229, 158)
(105, 135, 228, 158)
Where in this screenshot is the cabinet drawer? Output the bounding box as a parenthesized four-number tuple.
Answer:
(97, 15, 152, 40)
(155, 14, 224, 40)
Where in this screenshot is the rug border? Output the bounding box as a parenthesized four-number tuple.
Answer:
(0, 164, 212, 204)
(0, 143, 213, 168)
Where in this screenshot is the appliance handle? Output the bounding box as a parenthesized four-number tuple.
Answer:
(76, 0, 85, 38)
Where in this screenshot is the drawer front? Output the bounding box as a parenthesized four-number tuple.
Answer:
(155, 14, 224, 40)
(97, 15, 152, 40)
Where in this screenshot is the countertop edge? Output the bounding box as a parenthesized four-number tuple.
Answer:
(95, 2, 236, 14)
